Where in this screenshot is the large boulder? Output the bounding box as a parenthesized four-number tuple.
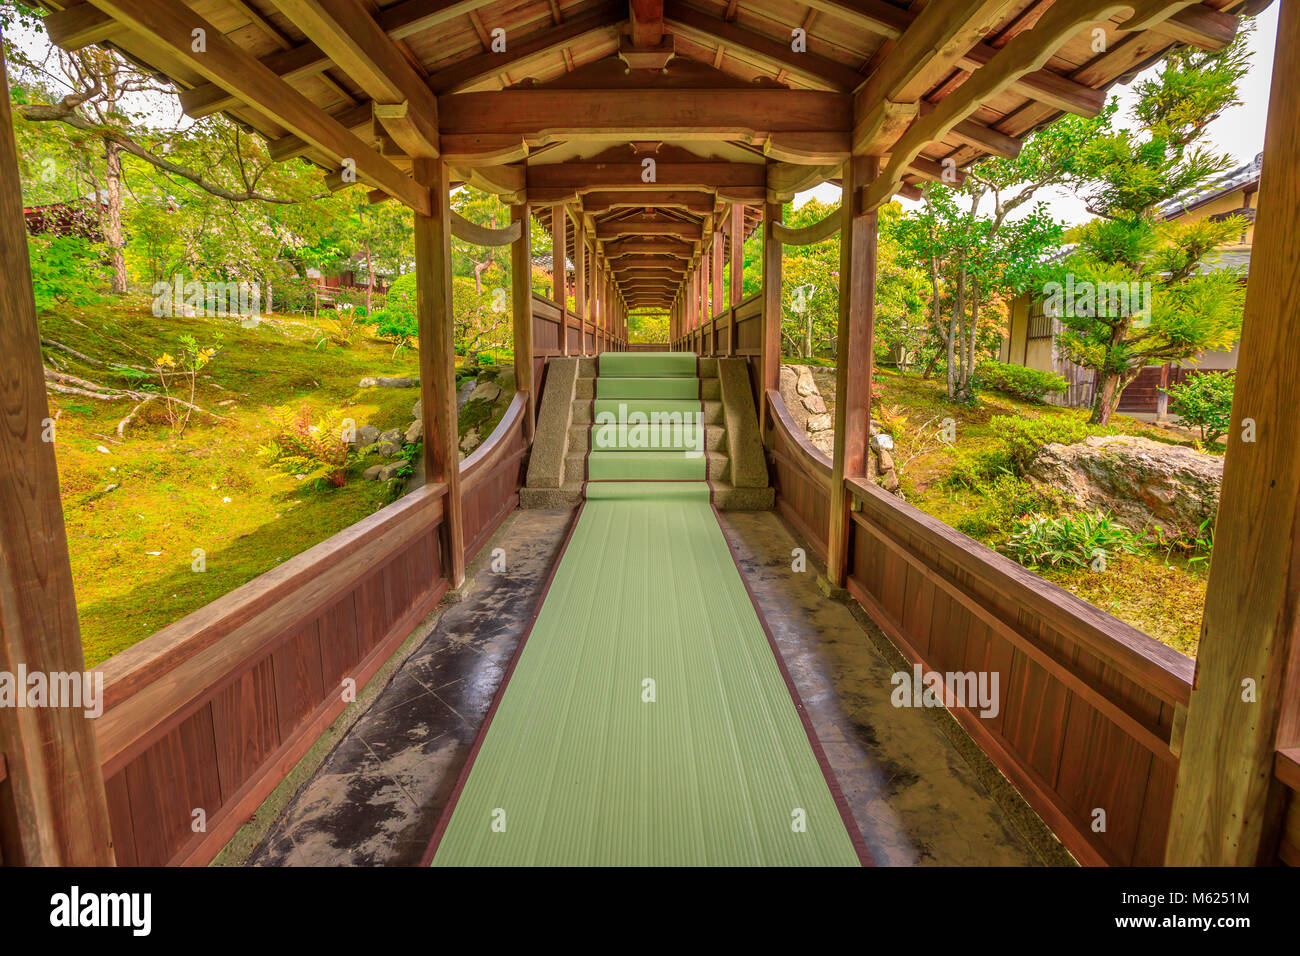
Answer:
(1026, 434, 1221, 539)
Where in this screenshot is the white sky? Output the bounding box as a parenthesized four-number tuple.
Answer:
(797, 3, 1279, 227)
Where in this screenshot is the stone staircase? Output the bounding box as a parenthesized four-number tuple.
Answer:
(521, 355, 774, 509)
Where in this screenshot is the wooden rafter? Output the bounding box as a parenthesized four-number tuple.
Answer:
(864, 0, 1202, 209)
(430, 2, 624, 93)
(663, 1, 862, 90)
(83, 0, 428, 212)
(275, 0, 440, 156)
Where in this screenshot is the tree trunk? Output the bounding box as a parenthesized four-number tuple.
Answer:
(104, 137, 127, 295)
(1088, 317, 1134, 425)
(364, 239, 374, 314)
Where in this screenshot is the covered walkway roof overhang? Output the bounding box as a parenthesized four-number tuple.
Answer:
(36, 0, 1252, 317)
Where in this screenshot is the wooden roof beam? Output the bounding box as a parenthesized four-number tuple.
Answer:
(438, 89, 850, 138)
(175, 0, 493, 118)
(529, 161, 765, 191)
(596, 219, 702, 240)
(630, 0, 665, 46)
(582, 190, 717, 214)
(604, 237, 695, 257)
(275, 0, 440, 156)
(84, 0, 428, 213)
(865, 0, 1193, 210)
(663, 1, 863, 90)
(857, 0, 1014, 109)
(42, 4, 125, 51)
(429, 2, 624, 93)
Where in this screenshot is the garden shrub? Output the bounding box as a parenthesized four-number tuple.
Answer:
(27, 233, 106, 311)
(1166, 370, 1234, 446)
(998, 415, 1091, 476)
(953, 474, 1062, 539)
(1003, 510, 1146, 570)
(975, 360, 1068, 403)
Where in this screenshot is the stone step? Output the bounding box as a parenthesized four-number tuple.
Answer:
(564, 450, 731, 483)
(567, 423, 727, 453)
(575, 375, 719, 401)
(520, 481, 584, 509)
(710, 482, 775, 511)
(569, 400, 723, 425)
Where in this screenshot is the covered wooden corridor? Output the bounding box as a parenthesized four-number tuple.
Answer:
(2, 0, 1297, 868)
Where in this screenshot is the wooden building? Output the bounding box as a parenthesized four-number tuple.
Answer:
(2, 0, 1296, 868)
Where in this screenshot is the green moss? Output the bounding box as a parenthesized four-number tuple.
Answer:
(859, 367, 1209, 657)
(43, 302, 427, 666)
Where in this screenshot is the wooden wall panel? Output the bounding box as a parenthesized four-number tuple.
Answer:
(764, 388, 1192, 866)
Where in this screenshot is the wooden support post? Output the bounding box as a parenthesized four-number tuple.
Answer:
(0, 50, 115, 867)
(730, 204, 744, 356)
(553, 204, 568, 356)
(413, 158, 465, 589)
(1167, 0, 1300, 865)
(712, 229, 725, 317)
(825, 157, 879, 592)
(574, 224, 587, 355)
(759, 200, 783, 435)
(511, 203, 535, 442)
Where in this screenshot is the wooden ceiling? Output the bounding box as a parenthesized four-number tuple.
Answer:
(35, 0, 1261, 311)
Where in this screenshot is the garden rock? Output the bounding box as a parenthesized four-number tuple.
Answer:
(360, 376, 418, 388)
(1026, 434, 1222, 540)
(353, 424, 380, 447)
(468, 380, 502, 405)
(405, 419, 423, 444)
(378, 428, 404, 457)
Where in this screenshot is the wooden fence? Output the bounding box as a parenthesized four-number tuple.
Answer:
(93, 391, 533, 866)
(763, 389, 1197, 866)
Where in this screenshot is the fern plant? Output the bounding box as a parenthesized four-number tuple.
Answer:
(259, 407, 358, 488)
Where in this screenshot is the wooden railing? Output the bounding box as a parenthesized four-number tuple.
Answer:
(1277, 749, 1300, 865)
(670, 290, 763, 360)
(95, 393, 534, 866)
(531, 292, 625, 361)
(764, 389, 1195, 866)
(766, 389, 832, 560)
(460, 391, 530, 561)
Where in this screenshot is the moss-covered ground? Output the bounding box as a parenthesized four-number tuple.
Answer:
(41, 301, 507, 666)
(802, 363, 1210, 657)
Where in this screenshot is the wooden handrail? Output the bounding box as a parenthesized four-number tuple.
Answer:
(460, 390, 529, 489)
(1277, 748, 1300, 792)
(773, 210, 841, 246)
(95, 482, 449, 770)
(765, 389, 832, 482)
(846, 474, 1195, 703)
(95, 480, 450, 706)
(451, 211, 521, 247)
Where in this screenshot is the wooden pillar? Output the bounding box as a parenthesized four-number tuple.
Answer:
(574, 224, 587, 356)
(1167, 0, 1300, 865)
(712, 230, 724, 314)
(511, 202, 535, 442)
(759, 200, 783, 435)
(825, 157, 879, 591)
(552, 204, 568, 356)
(730, 204, 744, 356)
(413, 158, 465, 589)
(0, 49, 115, 866)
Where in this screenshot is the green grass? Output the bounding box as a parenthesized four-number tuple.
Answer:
(41, 301, 508, 667)
(809, 365, 1209, 657)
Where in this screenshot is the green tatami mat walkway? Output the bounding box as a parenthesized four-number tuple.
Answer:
(426, 354, 866, 866)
